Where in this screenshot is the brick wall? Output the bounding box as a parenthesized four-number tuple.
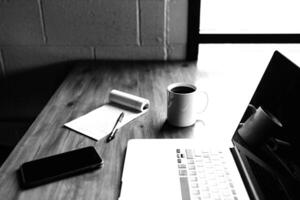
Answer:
(0, 0, 188, 77)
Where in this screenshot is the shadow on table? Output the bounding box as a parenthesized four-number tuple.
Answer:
(158, 120, 195, 139)
(0, 61, 74, 166)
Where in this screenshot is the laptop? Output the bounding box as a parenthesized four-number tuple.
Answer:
(119, 51, 300, 200)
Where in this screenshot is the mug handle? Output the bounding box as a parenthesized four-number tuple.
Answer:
(240, 104, 257, 123)
(237, 104, 257, 131)
(195, 91, 209, 121)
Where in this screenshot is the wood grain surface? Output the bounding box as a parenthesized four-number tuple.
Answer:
(0, 61, 205, 200)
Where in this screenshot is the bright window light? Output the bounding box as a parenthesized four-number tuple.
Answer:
(200, 0, 300, 33)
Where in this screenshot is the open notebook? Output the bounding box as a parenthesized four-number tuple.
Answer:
(64, 90, 149, 140)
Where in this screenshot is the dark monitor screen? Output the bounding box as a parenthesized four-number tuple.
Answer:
(233, 51, 300, 199)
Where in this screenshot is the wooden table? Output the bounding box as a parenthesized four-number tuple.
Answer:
(0, 57, 265, 199)
(0, 61, 204, 200)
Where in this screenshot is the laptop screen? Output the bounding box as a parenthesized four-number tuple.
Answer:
(232, 51, 300, 199)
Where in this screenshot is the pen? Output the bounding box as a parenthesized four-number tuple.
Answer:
(106, 112, 125, 143)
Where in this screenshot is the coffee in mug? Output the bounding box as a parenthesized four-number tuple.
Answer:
(170, 86, 196, 94)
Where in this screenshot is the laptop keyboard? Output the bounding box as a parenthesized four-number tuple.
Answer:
(177, 149, 239, 200)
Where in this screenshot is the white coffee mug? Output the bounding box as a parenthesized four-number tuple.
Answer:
(167, 83, 208, 127)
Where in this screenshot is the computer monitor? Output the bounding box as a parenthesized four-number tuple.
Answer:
(233, 50, 300, 199)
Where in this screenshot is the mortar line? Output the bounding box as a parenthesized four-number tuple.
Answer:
(92, 47, 96, 60)
(163, 0, 169, 60)
(0, 49, 6, 77)
(137, 0, 142, 46)
(37, 0, 48, 44)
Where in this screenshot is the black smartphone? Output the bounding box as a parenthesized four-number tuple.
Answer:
(18, 146, 103, 189)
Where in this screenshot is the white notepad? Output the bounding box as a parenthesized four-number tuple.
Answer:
(64, 90, 150, 140)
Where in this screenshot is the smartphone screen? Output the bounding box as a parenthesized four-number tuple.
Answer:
(19, 146, 103, 188)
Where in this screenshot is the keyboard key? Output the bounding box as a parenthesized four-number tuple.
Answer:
(209, 180, 217, 187)
(179, 170, 187, 176)
(198, 179, 208, 186)
(201, 192, 210, 199)
(192, 189, 200, 195)
(188, 159, 195, 164)
(232, 189, 237, 195)
(195, 158, 203, 163)
(221, 189, 231, 196)
(198, 173, 206, 178)
(189, 171, 197, 176)
(188, 164, 196, 170)
(178, 164, 187, 169)
(186, 149, 194, 159)
(190, 176, 198, 182)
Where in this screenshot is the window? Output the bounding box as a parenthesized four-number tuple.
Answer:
(187, 0, 300, 60)
(198, 0, 300, 43)
(200, 0, 300, 34)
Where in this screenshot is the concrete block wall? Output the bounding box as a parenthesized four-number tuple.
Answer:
(0, 0, 188, 77)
